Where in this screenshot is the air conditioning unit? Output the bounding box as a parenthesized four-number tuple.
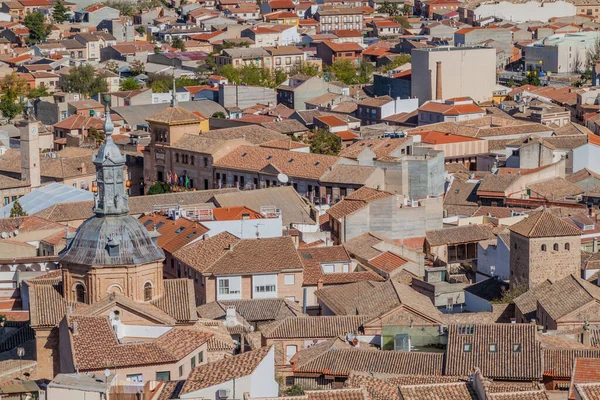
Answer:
(218, 389, 230, 399)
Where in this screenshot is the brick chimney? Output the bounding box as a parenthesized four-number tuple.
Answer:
(435, 61, 442, 101)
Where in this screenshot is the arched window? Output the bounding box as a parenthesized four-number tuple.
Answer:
(565, 243, 570, 251)
(144, 282, 153, 301)
(75, 284, 85, 303)
(553, 243, 559, 251)
(541, 244, 547, 252)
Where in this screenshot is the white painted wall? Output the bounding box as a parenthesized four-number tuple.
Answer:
(476, 238, 510, 281)
(151, 92, 191, 104)
(573, 143, 600, 175)
(473, 1, 576, 23)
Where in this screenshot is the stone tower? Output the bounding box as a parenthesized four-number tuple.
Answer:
(59, 103, 165, 304)
(509, 211, 582, 290)
(20, 101, 41, 188)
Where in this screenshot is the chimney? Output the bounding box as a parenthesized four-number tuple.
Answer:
(225, 306, 238, 326)
(317, 278, 324, 290)
(435, 61, 443, 101)
(72, 321, 79, 335)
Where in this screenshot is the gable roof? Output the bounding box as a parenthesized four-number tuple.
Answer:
(426, 224, 496, 247)
(292, 342, 444, 377)
(180, 346, 272, 395)
(509, 211, 582, 238)
(69, 316, 211, 371)
(260, 315, 370, 339)
(537, 274, 600, 321)
(315, 280, 443, 322)
(513, 280, 554, 322)
(197, 298, 303, 322)
(445, 323, 542, 380)
(298, 246, 382, 285)
(327, 187, 394, 220)
(213, 145, 340, 181)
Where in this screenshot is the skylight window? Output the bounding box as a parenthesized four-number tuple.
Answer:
(143, 220, 153, 227)
(288, 158, 294, 162)
(175, 227, 186, 234)
(155, 222, 165, 229)
(186, 231, 197, 238)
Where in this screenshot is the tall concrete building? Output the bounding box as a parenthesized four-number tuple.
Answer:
(20, 103, 41, 189)
(411, 47, 496, 105)
(509, 211, 582, 290)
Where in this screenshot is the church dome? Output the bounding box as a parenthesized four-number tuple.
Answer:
(59, 214, 164, 266)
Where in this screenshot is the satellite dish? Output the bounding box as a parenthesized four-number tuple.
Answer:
(0, 232, 6, 239)
(277, 173, 289, 184)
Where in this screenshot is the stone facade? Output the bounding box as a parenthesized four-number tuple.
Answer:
(509, 233, 581, 290)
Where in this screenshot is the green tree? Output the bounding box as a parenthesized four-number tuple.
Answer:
(104, 61, 119, 73)
(212, 111, 226, 118)
(24, 12, 50, 44)
(130, 59, 146, 75)
(393, 15, 411, 28)
(9, 199, 27, 217)
(64, 64, 108, 97)
(120, 77, 141, 91)
(292, 63, 321, 77)
(402, 4, 412, 15)
(327, 59, 360, 85)
(377, 1, 400, 15)
(87, 126, 105, 146)
(171, 37, 186, 51)
(284, 385, 304, 396)
(0, 73, 26, 121)
(310, 129, 341, 156)
(507, 78, 515, 87)
(521, 71, 541, 86)
(382, 53, 411, 72)
(147, 73, 199, 93)
(52, 0, 69, 23)
(135, 25, 146, 35)
(28, 83, 49, 99)
(357, 61, 374, 84)
(147, 182, 170, 195)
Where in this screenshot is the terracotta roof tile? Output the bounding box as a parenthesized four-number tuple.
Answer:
(139, 214, 209, 254)
(69, 316, 211, 371)
(426, 224, 496, 247)
(261, 315, 370, 339)
(181, 346, 272, 394)
(537, 275, 600, 321)
(214, 145, 340, 180)
(446, 323, 542, 380)
(509, 211, 582, 238)
(146, 105, 202, 125)
(543, 349, 600, 379)
(293, 345, 444, 376)
(298, 246, 383, 285)
(327, 187, 394, 220)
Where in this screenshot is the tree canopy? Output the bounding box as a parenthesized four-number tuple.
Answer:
(52, 0, 69, 23)
(120, 77, 141, 91)
(309, 129, 341, 156)
(10, 199, 27, 217)
(24, 12, 50, 44)
(0, 73, 26, 121)
(326, 59, 373, 85)
(217, 64, 287, 88)
(64, 65, 108, 97)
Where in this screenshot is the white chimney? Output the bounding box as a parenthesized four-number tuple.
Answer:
(224, 306, 238, 327)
